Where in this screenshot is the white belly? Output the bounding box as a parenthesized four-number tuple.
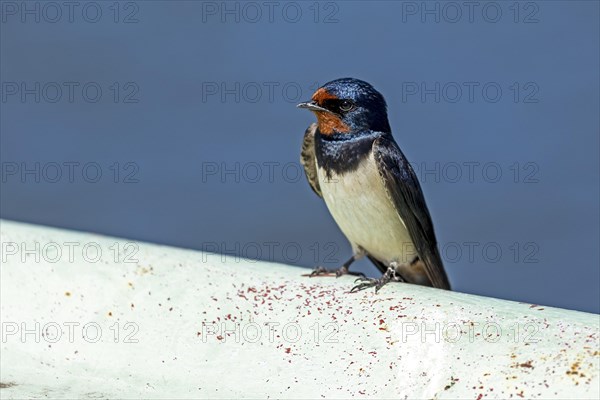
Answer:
(317, 153, 417, 265)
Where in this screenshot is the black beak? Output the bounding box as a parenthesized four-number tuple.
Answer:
(297, 101, 330, 113)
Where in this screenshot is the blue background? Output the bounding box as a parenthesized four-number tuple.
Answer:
(1, 1, 599, 313)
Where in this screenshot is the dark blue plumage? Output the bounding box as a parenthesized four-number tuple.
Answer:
(315, 130, 383, 178)
(317, 78, 392, 134)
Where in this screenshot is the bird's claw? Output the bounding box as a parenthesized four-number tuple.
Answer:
(309, 266, 330, 277)
(350, 277, 385, 293)
(309, 265, 365, 278)
(350, 266, 401, 293)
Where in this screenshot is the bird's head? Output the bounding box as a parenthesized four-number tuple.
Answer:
(297, 78, 391, 136)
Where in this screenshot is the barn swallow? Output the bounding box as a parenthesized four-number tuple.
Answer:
(297, 78, 451, 291)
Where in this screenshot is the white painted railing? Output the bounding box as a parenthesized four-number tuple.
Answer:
(0, 219, 598, 399)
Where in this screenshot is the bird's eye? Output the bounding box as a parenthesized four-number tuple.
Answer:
(339, 100, 354, 112)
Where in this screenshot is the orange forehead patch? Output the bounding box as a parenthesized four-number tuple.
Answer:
(311, 88, 338, 105)
(310, 87, 349, 134)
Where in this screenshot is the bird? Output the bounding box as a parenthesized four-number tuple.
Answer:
(297, 78, 451, 292)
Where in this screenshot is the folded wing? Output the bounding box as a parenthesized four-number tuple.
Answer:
(372, 137, 451, 289)
(300, 123, 322, 198)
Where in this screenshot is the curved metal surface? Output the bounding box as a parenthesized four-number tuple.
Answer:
(1, 220, 598, 399)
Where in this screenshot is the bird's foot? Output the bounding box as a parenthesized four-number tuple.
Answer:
(350, 266, 402, 293)
(309, 265, 365, 278)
